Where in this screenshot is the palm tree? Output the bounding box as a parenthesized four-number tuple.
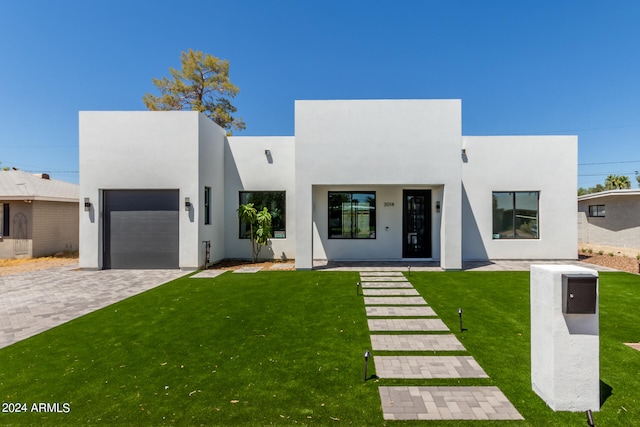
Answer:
(605, 174, 631, 190)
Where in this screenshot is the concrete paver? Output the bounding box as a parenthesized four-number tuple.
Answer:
(366, 306, 437, 317)
(364, 296, 428, 305)
(360, 272, 405, 277)
(0, 265, 188, 349)
(190, 269, 227, 278)
(361, 282, 414, 288)
(374, 355, 489, 379)
(379, 386, 524, 420)
(362, 288, 420, 296)
(233, 267, 262, 273)
(371, 334, 465, 351)
(360, 276, 409, 282)
(368, 318, 449, 331)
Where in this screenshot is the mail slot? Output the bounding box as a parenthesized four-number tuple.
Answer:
(562, 274, 597, 314)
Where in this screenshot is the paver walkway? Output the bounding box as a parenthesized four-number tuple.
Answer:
(359, 270, 523, 421)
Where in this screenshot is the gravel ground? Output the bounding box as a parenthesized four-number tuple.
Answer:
(0, 257, 78, 276)
(579, 243, 640, 275)
(1, 247, 639, 276)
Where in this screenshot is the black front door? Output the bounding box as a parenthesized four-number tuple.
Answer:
(403, 190, 431, 258)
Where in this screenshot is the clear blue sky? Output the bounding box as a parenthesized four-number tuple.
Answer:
(1, 0, 639, 188)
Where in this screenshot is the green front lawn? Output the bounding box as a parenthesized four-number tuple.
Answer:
(0, 270, 639, 426)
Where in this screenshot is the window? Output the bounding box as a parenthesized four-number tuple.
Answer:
(328, 192, 376, 239)
(239, 191, 286, 238)
(0, 203, 8, 237)
(492, 192, 539, 239)
(588, 205, 605, 217)
(204, 187, 211, 225)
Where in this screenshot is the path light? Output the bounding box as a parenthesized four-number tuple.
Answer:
(407, 266, 411, 276)
(458, 308, 463, 332)
(356, 282, 361, 296)
(363, 350, 371, 381)
(586, 409, 595, 427)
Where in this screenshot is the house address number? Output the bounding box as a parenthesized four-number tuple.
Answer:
(384, 202, 395, 207)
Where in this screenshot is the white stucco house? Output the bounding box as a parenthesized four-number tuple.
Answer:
(79, 99, 577, 270)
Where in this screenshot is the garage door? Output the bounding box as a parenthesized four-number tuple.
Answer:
(104, 190, 179, 269)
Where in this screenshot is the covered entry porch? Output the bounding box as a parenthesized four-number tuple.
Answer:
(305, 184, 459, 267)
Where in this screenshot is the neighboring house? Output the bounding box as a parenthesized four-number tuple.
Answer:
(0, 170, 79, 258)
(578, 189, 640, 249)
(79, 99, 577, 270)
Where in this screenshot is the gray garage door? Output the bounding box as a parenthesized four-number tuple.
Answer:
(104, 190, 179, 269)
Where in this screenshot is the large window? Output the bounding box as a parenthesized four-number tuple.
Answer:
(328, 192, 376, 239)
(239, 191, 286, 238)
(204, 187, 211, 225)
(588, 205, 605, 217)
(492, 192, 539, 239)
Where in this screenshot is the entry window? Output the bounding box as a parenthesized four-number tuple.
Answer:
(239, 191, 286, 238)
(588, 205, 605, 217)
(492, 192, 539, 239)
(204, 187, 211, 225)
(328, 192, 376, 239)
(0, 203, 8, 237)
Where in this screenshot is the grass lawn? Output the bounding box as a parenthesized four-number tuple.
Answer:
(0, 270, 639, 426)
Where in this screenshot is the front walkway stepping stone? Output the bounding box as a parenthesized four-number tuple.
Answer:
(363, 288, 420, 296)
(361, 282, 414, 288)
(374, 356, 489, 379)
(366, 306, 437, 317)
(190, 270, 227, 278)
(232, 267, 262, 273)
(379, 386, 523, 420)
(368, 318, 449, 332)
(364, 296, 427, 305)
(361, 276, 409, 282)
(371, 334, 465, 351)
(360, 272, 405, 277)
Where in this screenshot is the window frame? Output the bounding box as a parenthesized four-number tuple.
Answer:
(588, 204, 605, 217)
(492, 191, 539, 240)
(238, 191, 286, 239)
(328, 191, 377, 239)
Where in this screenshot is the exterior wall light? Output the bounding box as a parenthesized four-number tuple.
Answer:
(84, 198, 91, 212)
(265, 149, 271, 156)
(436, 201, 441, 213)
(185, 197, 191, 211)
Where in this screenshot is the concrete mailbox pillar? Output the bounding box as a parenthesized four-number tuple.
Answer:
(530, 265, 599, 412)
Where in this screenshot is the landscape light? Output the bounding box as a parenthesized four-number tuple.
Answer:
(363, 350, 371, 381)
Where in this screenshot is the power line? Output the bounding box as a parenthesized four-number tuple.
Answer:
(579, 160, 640, 166)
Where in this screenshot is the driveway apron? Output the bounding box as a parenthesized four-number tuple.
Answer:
(0, 265, 188, 349)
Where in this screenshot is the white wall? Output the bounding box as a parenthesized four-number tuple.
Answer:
(79, 111, 209, 269)
(198, 114, 226, 264)
(461, 136, 578, 260)
(295, 100, 462, 268)
(224, 136, 296, 260)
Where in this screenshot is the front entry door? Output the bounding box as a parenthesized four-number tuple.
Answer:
(403, 190, 431, 258)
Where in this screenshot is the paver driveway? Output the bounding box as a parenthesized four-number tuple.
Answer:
(0, 264, 188, 349)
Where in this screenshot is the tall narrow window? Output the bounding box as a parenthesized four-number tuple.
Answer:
(239, 191, 286, 238)
(1, 203, 8, 237)
(204, 187, 211, 225)
(492, 192, 539, 239)
(328, 192, 376, 239)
